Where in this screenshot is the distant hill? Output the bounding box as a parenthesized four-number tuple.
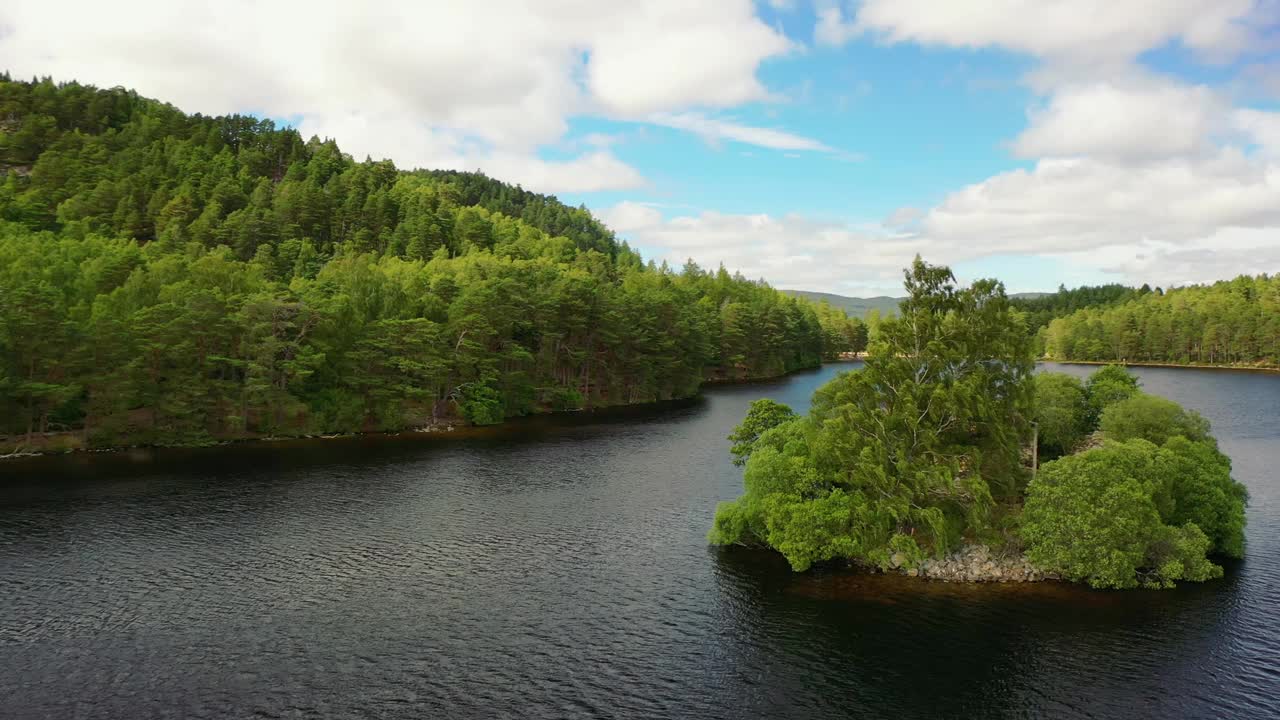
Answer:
(785, 290, 1050, 319)
(783, 291, 903, 318)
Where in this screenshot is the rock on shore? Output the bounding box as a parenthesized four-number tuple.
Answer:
(892, 544, 1058, 583)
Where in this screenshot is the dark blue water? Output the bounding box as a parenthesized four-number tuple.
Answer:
(1, 363, 1277, 719)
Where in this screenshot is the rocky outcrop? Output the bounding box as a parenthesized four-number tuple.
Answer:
(893, 544, 1058, 583)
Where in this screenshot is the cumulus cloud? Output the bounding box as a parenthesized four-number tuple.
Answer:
(598, 201, 665, 233)
(802, 0, 1280, 290)
(1054, 227, 1280, 289)
(696, 1, 1280, 290)
(604, 150, 1280, 293)
(0, 0, 791, 194)
(598, 203, 933, 293)
(1012, 80, 1228, 164)
(820, 0, 1265, 61)
(918, 152, 1280, 253)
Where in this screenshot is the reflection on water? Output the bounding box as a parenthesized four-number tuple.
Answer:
(1, 362, 1277, 719)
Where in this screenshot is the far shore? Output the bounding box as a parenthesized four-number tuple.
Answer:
(1045, 359, 1280, 374)
(1, 362, 831, 461)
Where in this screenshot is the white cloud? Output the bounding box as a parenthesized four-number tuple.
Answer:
(805, 0, 1280, 291)
(601, 132, 1280, 293)
(617, 2, 1280, 293)
(649, 112, 832, 151)
(598, 201, 665, 233)
(598, 203, 931, 293)
(0, 0, 791, 194)
(1012, 79, 1229, 164)
(480, 152, 649, 194)
(918, 153, 1280, 254)
(822, 0, 1264, 61)
(1055, 227, 1280, 289)
(884, 206, 924, 231)
(584, 5, 793, 116)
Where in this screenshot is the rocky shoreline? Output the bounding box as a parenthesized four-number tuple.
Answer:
(890, 544, 1059, 583)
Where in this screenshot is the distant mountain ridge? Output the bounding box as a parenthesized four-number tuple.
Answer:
(784, 290, 1049, 319)
(782, 291, 901, 318)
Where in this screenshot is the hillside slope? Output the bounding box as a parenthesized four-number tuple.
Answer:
(0, 76, 866, 451)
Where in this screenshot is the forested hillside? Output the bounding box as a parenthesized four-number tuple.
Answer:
(0, 76, 866, 451)
(1043, 275, 1280, 366)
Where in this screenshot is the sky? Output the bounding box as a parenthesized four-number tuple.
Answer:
(2, 1, 1279, 295)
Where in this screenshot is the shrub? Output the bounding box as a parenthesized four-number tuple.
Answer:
(459, 383, 505, 426)
(1023, 440, 1223, 588)
(548, 387, 584, 411)
(1100, 393, 1211, 446)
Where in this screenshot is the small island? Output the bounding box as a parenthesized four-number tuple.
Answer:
(710, 259, 1247, 590)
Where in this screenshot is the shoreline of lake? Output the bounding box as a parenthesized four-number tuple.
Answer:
(1048, 359, 1280, 374)
(1, 363, 842, 461)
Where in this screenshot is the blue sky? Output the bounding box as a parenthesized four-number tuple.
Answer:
(560, 37, 1036, 220)
(3, 0, 1278, 295)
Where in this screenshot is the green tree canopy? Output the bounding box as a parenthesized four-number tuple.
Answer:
(1086, 364, 1141, 421)
(727, 398, 798, 466)
(1100, 393, 1211, 446)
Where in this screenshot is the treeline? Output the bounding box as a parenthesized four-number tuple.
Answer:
(1042, 275, 1280, 366)
(0, 77, 866, 450)
(1010, 283, 1149, 331)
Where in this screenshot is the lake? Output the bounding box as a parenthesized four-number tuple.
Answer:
(1, 363, 1277, 719)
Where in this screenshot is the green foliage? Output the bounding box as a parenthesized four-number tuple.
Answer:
(1033, 372, 1091, 457)
(1042, 275, 1280, 366)
(727, 398, 797, 466)
(1100, 393, 1211, 446)
(1023, 440, 1224, 589)
(1025, 389, 1245, 588)
(1155, 436, 1247, 558)
(459, 384, 505, 426)
(0, 77, 865, 448)
(712, 258, 1035, 569)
